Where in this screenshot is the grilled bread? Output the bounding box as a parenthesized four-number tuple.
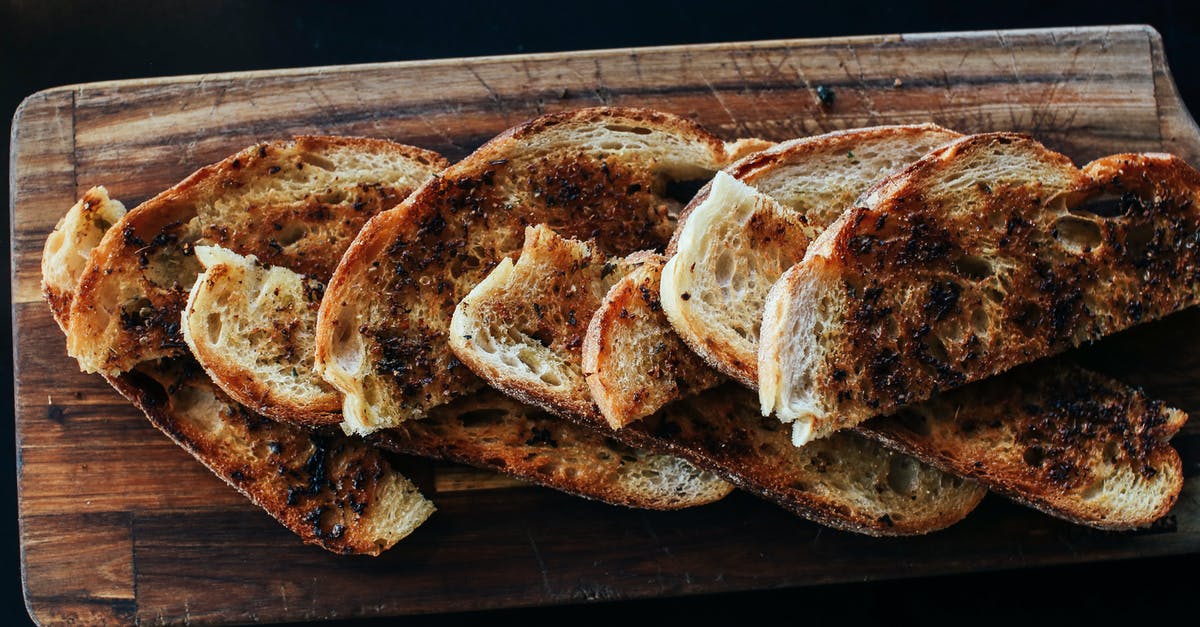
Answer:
(187, 236, 732, 509)
(42, 188, 434, 555)
(662, 125, 962, 387)
(66, 136, 445, 377)
(182, 246, 342, 425)
(861, 360, 1187, 529)
(584, 254, 723, 428)
(314, 107, 769, 435)
(635, 384, 986, 535)
(452, 224, 985, 534)
(373, 389, 733, 510)
(759, 137, 1200, 445)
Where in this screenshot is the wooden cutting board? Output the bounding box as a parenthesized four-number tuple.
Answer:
(12, 24, 1200, 625)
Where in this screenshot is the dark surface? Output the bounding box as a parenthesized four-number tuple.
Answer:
(4, 1, 1198, 624)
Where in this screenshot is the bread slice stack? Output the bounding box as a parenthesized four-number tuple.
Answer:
(42, 107, 1196, 553)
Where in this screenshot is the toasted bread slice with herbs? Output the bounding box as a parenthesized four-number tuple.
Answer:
(66, 136, 446, 377)
(452, 224, 983, 534)
(584, 254, 723, 428)
(182, 246, 343, 425)
(314, 107, 769, 435)
(759, 137, 1200, 445)
(373, 389, 733, 510)
(43, 187, 434, 555)
(861, 360, 1187, 530)
(662, 125, 962, 387)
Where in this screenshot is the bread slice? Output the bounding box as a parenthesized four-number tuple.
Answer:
(372, 389, 733, 510)
(662, 125, 962, 387)
(584, 254, 723, 428)
(183, 246, 341, 425)
(314, 107, 769, 435)
(860, 360, 1187, 529)
(450, 224, 642, 421)
(108, 359, 434, 554)
(66, 136, 447, 377)
(759, 136, 1200, 445)
(41, 186, 127, 330)
(43, 188, 434, 554)
(453, 224, 984, 533)
(635, 384, 986, 535)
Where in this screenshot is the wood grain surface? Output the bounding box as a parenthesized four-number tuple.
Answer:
(12, 25, 1200, 624)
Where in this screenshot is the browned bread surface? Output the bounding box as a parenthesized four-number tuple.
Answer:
(66, 136, 444, 376)
(315, 107, 765, 435)
(624, 385, 986, 535)
(584, 254, 724, 428)
(760, 136, 1200, 444)
(860, 360, 1188, 529)
(663, 125, 962, 387)
(453, 225, 982, 534)
(373, 389, 733, 510)
(108, 359, 434, 555)
(42, 185, 435, 554)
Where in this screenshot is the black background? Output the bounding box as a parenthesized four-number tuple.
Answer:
(3, 1, 1199, 624)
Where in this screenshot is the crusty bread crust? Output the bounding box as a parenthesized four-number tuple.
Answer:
(583, 254, 723, 428)
(760, 135, 1200, 443)
(315, 107, 763, 435)
(859, 360, 1187, 530)
(372, 389, 733, 510)
(67, 136, 445, 376)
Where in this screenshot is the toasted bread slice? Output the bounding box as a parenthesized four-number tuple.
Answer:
(634, 384, 986, 535)
(41, 186, 127, 329)
(584, 254, 723, 428)
(314, 107, 769, 435)
(759, 136, 1200, 444)
(66, 136, 446, 377)
(108, 359, 434, 554)
(43, 189, 434, 554)
(860, 360, 1187, 529)
(453, 224, 983, 533)
(662, 125, 962, 387)
(450, 224, 642, 421)
(183, 246, 341, 425)
(372, 389, 733, 510)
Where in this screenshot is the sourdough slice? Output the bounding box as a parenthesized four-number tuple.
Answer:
(67, 136, 447, 377)
(41, 186, 127, 329)
(183, 246, 340, 425)
(42, 189, 434, 554)
(372, 389, 733, 510)
(760, 136, 1200, 444)
(662, 125, 962, 387)
(584, 254, 723, 428)
(630, 384, 986, 535)
(450, 224, 642, 421)
(860, 359, 1186, 529)
(108, 358, 433, 554)
(315, 107, 769, 435)
(453, 224, 983, 533)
